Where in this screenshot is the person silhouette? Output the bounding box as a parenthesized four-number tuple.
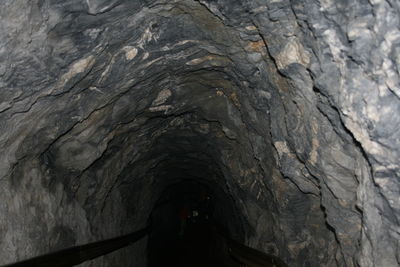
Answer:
(179, 206, 189, 237)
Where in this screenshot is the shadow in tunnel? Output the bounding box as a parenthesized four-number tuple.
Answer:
(147, 181, 243, 267)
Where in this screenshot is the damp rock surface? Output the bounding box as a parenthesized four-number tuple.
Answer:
(0, 0, 399, 266)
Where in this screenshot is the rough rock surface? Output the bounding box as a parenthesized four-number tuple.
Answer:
(0, 0, 399, 266)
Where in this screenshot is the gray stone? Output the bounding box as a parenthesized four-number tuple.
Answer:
(0, 0, 399, 266)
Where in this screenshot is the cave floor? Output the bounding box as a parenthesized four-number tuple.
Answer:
(148, 220, 242, 267)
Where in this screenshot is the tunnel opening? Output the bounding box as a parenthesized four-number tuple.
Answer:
(135, 112, 253, 266)
(1, 0, 399, 266)
(147, 179, 245, 267)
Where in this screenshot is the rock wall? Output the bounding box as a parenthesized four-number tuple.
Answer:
(0, 0, 399, 266)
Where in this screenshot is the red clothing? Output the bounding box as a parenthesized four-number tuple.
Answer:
(179, 207, 189, 220)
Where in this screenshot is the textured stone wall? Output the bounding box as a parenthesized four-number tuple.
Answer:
(0, 0, 399, 266)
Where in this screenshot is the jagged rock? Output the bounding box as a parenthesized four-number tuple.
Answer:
(0, 0, 399, 266)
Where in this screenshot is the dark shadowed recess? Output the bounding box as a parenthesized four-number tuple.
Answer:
(147, 179, 245, 267)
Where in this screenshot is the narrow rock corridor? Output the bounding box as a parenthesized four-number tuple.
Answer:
(0, 0, 399, 266)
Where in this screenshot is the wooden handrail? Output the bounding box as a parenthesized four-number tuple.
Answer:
(226, 238, 289, 267)
(213, 222, 289, 267)
(2, 226, 150, 267)
(3, 221, 288, 267)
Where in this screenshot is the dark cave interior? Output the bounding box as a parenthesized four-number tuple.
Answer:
(0, 0, 399, 266)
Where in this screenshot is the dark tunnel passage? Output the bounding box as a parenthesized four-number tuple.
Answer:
(1, 0, 400, 266)
(147, 180, 244, 267)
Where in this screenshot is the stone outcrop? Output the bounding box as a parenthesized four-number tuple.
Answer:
(0, 0, 399, 266)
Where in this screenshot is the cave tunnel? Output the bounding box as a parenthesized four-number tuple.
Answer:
(0, 0, 399, 266)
